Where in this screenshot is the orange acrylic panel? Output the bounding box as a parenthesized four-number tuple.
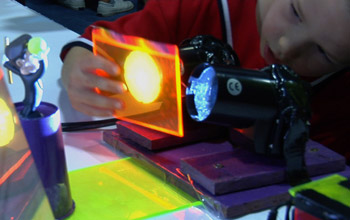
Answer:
(92, 27, 183, 137)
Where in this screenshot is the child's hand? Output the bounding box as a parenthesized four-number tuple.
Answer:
(61, 47, 126, 117)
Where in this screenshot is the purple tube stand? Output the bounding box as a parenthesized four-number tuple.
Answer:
(15, 102, 75, 220)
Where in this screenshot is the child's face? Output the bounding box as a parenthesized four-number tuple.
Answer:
(15, 51, 40, 75)
(256, 0, 350, 77)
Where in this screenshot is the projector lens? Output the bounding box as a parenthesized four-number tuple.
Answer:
(186, 65, 218, 121)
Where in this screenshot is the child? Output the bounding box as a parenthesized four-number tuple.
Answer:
(60, 0, 350, 162)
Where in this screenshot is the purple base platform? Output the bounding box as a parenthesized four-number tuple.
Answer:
(180, 140, 346, 195)
(103, 129, 350, 219)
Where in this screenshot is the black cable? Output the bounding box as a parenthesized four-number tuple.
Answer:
(267, 201, 293, 220)
(267, 206, 279, 220)
(61, 118, 118, 132)
(285, 201, 292, 220)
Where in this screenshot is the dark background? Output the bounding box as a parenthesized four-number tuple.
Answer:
(20, 0, 143, 34)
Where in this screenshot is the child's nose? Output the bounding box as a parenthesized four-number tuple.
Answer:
(278, 34, 308, 62)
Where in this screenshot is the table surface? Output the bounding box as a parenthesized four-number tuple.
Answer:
(0, 1, 282, 219)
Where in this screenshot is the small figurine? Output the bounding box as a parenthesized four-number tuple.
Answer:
(3, 34, 49, 118)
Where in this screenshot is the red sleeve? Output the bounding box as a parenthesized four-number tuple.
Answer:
(61, 0, 265, 69)
(229, 0, 267, 69)
(81, 0, 223, 45)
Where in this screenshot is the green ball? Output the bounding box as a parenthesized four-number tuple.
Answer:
(27, 37, 48, 56)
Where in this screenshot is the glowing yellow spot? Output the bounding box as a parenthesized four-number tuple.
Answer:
(124, 51, 162, 104)
(0, 99, 15, 146)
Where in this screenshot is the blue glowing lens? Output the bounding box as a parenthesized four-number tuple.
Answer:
(186, 66, 218, 121)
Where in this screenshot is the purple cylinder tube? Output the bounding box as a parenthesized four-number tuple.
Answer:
(15, 102, 75, 219)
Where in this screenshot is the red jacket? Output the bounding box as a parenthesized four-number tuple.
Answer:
(61, 0, 350, 163)
(62, 0, 266, 70)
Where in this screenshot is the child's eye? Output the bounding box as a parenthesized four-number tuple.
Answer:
(291, 2, 302, 22)
(317, 45, 334, 64)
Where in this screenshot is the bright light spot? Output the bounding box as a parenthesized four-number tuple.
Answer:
(0, 99, 15, 146)
(186, 66, 218, 121)
(124, 51, 162, 104)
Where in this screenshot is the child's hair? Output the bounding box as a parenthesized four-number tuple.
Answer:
(5, 34, 31, 66)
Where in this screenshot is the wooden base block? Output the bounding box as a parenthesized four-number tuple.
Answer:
(180, 141, 346, 195)
(116, 121, 227, 150)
